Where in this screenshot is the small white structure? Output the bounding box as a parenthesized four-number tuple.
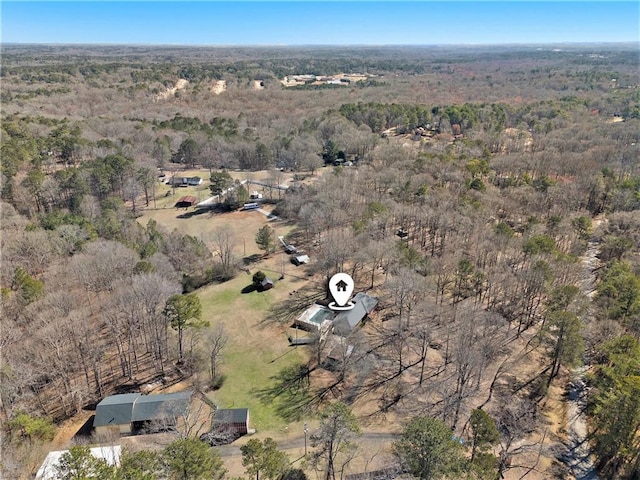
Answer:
(36, 445, 121, 479)
(292, 254, 309, 266)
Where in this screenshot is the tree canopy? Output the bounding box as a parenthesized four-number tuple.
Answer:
(393, 415, 466, 480)
(164, 293, 207, 363)
(241, 437, 290, 480)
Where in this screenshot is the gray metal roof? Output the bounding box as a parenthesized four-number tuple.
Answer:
(131, 391, 192, 422)
(93, 391, 193, 427)
(94, 393, 140, 427)
(214, 408, 249, 424)
(332, 292, 378, 337)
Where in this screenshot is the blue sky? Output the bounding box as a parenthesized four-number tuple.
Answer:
(2, 1, 638, 45)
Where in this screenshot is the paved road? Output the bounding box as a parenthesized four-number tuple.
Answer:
(216, 431, 399, 457)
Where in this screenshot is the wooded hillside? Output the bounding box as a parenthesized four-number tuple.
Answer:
(1, 44, 638, 479)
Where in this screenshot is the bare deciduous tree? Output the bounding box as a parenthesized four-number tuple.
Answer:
(206, 324, 228, 385)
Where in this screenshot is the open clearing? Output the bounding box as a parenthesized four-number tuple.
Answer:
(197, 272, 310, 432)
(136, 173, 314, 433)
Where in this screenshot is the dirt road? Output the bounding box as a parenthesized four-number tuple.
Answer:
(563, 219, 605, 480)
(564, 369, 599, 480)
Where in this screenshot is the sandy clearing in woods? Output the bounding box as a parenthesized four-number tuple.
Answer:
(155, 78, 189, 101)
(211, 80, 226, 94)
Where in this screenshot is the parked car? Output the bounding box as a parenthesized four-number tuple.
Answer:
(285, 244, 298, 254)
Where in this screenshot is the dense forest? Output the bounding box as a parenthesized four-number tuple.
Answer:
(1, 44, 639, 480)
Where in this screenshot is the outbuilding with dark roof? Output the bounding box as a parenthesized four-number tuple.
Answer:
(214, 408, 250, 434)
(175, 195, 198, 208)
(93, 391, 193, 436)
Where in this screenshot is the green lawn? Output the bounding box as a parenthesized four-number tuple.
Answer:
(197, 273, 309, 432)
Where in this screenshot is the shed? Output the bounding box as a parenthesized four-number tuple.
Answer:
(324, 341, 355, 371)
(332, 292, 378, 337)
(260, 277, 274, 291)
(214, 408, 250, 435)
(284, 244, 298, 254)
(93, 391, 193, 436)
(175, 195, 198, 208)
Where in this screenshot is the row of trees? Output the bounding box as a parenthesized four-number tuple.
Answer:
(240, 402, 521, 480)
(52, 438, 226, 480)
(585, 210, 640, 477)
(588, 336, 640, 478)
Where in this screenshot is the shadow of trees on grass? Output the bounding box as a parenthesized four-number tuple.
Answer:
(256, 364, 316, 421)
(256, 361, 356, 422)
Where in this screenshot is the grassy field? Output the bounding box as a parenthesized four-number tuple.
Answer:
(136, 174, 314, 433)
(198, 273, 310, 432)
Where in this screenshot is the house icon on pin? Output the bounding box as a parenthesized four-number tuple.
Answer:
(335, 279, 348, 291)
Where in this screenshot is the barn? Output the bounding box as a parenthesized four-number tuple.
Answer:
(93, 391, 193, 436)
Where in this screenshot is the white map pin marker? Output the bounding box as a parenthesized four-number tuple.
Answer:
(329, 273, 355, 311)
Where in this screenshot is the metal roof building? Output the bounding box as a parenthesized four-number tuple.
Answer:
(93, 393, 139, 428)
(132, 390, 193, 422)
(214, 408, 250, 435)
(93, 391, 193, 436)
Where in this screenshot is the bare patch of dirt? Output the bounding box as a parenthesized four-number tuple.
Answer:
(49, 410, 94, 449)
(154, 78, 189, 101)
(211, 80, 226, 95)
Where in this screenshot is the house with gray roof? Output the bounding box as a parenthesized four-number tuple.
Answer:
(93, 391, 193, 436)
(332, 292, 378, 337)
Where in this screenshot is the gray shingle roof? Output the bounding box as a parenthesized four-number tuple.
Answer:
(332, 292, 378, 337)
